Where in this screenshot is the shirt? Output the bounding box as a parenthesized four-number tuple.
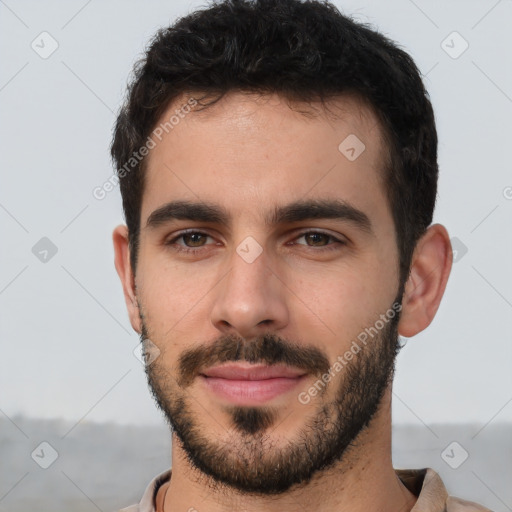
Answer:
(119, 467, 493, 512)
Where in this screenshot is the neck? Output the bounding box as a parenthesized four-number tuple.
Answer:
(164, 387, 417, 512)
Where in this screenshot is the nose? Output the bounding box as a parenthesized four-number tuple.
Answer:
(210, 242, 289, 339)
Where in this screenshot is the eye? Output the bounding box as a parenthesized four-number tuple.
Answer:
(164, 229, 346, 256)
(165, 230, 215, 254)
(292, 230, 346, 251)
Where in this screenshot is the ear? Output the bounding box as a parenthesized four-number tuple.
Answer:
(112, 224, 142, 334)
(398, 224, 453, 338)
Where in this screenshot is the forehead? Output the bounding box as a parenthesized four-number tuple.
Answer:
(140, 91, 391, 230)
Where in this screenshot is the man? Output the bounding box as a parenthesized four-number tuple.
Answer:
(111, 0, 491, 510)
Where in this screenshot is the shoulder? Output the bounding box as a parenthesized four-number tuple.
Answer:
(396, 467, 493, 512)
(446, 495, 494, 512)
(118, 469, 172, 512)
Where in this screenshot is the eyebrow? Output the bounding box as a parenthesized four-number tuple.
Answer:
(145, 198, 373, 235)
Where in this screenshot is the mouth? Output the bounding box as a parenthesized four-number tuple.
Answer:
(199, 363, 308, 405)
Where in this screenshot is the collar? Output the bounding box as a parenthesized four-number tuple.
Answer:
(122, 467, 486, 512)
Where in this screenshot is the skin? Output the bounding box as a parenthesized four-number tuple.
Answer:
(113, 91, 452, 512)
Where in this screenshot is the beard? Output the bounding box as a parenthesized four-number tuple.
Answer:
(140, 291, 403, 496)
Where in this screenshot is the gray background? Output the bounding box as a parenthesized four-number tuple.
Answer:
(1, 0, 511, 510)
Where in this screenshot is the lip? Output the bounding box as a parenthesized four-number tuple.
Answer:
(200, 363, 307, 380)
(199, 363, 308, 405)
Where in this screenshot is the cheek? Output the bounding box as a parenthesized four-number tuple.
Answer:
(292, 265, 370, 344)
(137, 261, 230, 373)
(138, 240, 210, 306)
(291, 260, 394, 357)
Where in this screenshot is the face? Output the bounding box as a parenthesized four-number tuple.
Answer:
(134, 92, 403, 494)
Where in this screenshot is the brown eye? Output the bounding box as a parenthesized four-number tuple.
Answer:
(165, 230, 216, 254)
(304, 232, 330, 246)
(181, 232, 208, 247)
(293, 231, 345, 251)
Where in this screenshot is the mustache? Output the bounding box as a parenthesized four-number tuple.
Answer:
(176, 333, 331, 388)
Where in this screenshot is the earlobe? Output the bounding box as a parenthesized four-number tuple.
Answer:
(397, 224, 453, 338)
(112, 225, 142, 334)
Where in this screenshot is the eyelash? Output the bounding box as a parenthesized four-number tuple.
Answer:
(165, 229, 346, 255)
